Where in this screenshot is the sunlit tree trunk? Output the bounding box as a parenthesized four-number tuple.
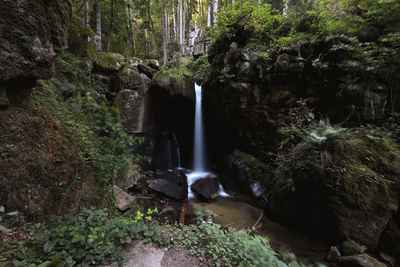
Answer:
(107, 0, 114, 52)
(126, 0, 135, 56)
(212, 0, 218, 26)
(207, 0, 211, 27)
(283, 0, 289, 16)
(94, 0, 102, 51)
(179, 0, 184, 53)
(162, 0, 168, 64)
(173, 1, 177, 41)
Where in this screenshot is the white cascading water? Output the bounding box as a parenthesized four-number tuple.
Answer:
(193, 83, 205, 171)
(187, 83, 228, 198)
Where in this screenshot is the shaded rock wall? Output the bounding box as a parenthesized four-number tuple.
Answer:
(204, 35, 400, 162)
(0, 0, 71, 83)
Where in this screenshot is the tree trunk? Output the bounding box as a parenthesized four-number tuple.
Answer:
(179, 0, 184, 53)
(107, 0, 114, 52)
(173, 1, 177, 41)
(283, 0, 289, 16)
(126, 0, 135, 56)
(84, 0, 90, 30)
(147, 0, 153, 29)
(207, 0, 211, 27)
(212, 0, 218, 26)
(162, 0, 168, 65)
(94, 0, 102, 51)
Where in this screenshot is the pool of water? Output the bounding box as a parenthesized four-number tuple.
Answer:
(190, 197, 329, 264)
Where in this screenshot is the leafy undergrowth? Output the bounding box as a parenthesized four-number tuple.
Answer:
(169, 214, 306, 267)
(1, 208, 311, 267)
(0, 208, 168, 266)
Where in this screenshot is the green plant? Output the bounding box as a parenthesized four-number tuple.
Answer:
(1, 208, 168, 266)
(169, 213, 302, 267)
(31, 53, 134, 186)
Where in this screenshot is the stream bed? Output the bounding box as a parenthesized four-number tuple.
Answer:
(190, 197, 330, 265)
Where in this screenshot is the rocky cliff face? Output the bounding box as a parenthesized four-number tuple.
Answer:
(203, 21, 400, 256)
(204, 34, 400, 161)
(0, 0, 71, 106)
(0, 0, 78, 224)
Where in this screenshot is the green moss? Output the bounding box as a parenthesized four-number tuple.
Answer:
(233, 149, 272, 185)
(120, 71, 142, 91)
(97, 52, 126, 69)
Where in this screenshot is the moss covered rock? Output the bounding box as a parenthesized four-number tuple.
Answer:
(269, 127, 400, 249)
(220, 150, 273, 200)
(150, 71, 195, 101)
(0, 0, 72, 82)
(96, 52, 126, 71)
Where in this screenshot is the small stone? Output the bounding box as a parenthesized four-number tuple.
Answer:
(326, 246, 341, 262)
(0, 206, 4, 213)
(113, 186, 136, 211)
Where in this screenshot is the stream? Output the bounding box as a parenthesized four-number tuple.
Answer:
(190, 197, 329, 264)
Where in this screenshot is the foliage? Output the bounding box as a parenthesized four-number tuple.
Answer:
(169, 214, 303, 267)
(1, 208, 168, 266)
(31, 53, 133, 185)
(215, 1, 283, 43)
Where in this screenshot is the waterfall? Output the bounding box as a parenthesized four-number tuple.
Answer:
(193, 83, 205, 171)
(187, 83, 229, 198)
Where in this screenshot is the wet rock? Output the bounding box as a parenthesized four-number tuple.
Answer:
(113, 186, 136, 211)
(190, 177, 220, 200)
(378, 251, 397, 266)
(147, 179, 185, 201)
(339, 254, 387, 267)
(326, 246, 341, 262)
(378, 214, 400, 260)
(220, 150, 271, 200)
(0, 0, 71, 82)
(341, 239, 365, 256)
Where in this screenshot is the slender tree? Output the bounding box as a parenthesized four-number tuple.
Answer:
(94, 0, 102, 51)
(212, 0, 218, 26)
(207, 0, 211, 27)
(126, 0, 135, 55)
(84, 0, 90, 30)
(107, 0, 114, 52)
(173, 0, 177, 41)
(179, 0, 184, 53)
(162, 0, 168, 64)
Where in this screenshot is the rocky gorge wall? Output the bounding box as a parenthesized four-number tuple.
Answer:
(203, 21, 400, 259)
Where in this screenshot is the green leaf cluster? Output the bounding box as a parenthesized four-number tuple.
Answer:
(1, 208, 168, 266)
(170, 217, 304, 267)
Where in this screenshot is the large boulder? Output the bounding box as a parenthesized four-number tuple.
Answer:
(220, 150, 272, 200)
(190, 176, 220, 200)
(268, 129, 400, 249)
(150, 71, 195, 101)
(0, 0, 72, 83)
(379, 212, 400, 260)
